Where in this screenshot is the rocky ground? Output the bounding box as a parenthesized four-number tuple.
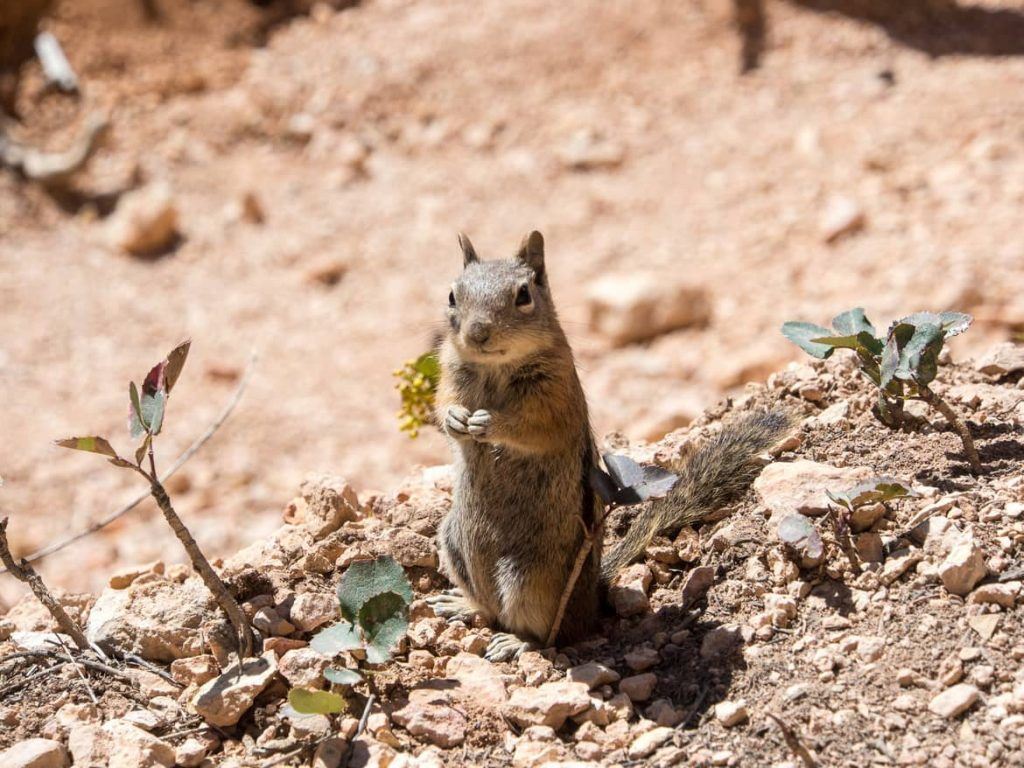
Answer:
(5, 0, 1024, 602)
(1, 350, 1023, 767)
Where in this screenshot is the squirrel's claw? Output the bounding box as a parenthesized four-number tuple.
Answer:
(485, 632, 533, 662)
(467, 409, 492, 440)
(426, 590, 480, 624)
(444, 406, 472, 439)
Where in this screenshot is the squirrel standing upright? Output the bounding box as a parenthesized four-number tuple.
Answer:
(427, 231, 792, 661)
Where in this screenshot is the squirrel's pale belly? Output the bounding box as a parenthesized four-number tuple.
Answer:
(440, 441, 586, 639)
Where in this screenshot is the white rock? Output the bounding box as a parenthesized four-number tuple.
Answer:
(277, 648, 329, 688)
(938, 535, 988, 596)
(392, 689, 467, 748)
(0, 739, 68, 768)
(608, 564, 652, 617)
(585, 273, 711, 347)
(502, 681, 591, 729)
(754, 460, 872, 521)
(191, 652, 278, 727)
(86, 577, 229, 662)
(975, 343, 1024, 377)
(968, 582, 1019, 609)
(567, 662, 620, 689)
(714, 699, 749, 727)
(106, 183, 179, 257)
(626, 726, 674, 759)
(928, 684, 980, 718)
(289, 592, 339, 632)
(618, 673, 657, 702)
(820, 195, 866, 243)
(298, 474, 361, 539)
(68, 720, 174, 767)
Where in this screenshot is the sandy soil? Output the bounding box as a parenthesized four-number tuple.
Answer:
(3, 0, 1024, 601)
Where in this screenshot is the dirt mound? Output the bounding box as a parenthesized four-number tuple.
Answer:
(2, 355, 1022, 765)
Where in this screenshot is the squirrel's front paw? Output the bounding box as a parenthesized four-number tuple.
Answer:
(444, 406, 472, 439)
(467, 409, 492, 441)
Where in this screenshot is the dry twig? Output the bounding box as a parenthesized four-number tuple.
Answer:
(0, 517, 89, 650)
(1, 355, 256, 572)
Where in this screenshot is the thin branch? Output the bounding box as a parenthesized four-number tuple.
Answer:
(544, 506, 611, 647)
(916, 383, 982, 475)
(0, 518, 90, 650)
(766, 712, 819, 768)
(1, 354, 256, 573)
(55, 634, 98, 704)
(147, 476, 254, 658)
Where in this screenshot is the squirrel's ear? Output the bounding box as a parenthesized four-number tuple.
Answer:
(458, 232, 479, 267)
(516, 231, 545, 283)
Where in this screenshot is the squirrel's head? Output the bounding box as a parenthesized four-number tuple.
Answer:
(446, 231, 561, 365)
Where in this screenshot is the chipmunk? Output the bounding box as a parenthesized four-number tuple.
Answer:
(426, 231, 792, 661)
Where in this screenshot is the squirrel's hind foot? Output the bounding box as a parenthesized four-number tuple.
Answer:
(485, 632, 535, 663)
(426, 589, 482, 624)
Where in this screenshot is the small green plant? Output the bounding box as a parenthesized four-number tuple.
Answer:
(56, 341, 254, 656)
(782, 309, 981, 474)
(825, 476, 914, 515)
(393, 351, 440, 438)
(286, 557, 412, 715)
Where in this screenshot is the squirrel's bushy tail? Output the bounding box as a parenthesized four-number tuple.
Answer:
(600, 408, 794, 583)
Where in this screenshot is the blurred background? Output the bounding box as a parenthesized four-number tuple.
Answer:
(2, 0, 1023, 602)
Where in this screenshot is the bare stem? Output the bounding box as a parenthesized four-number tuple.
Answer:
(1, 354, 256, 573)
(0, 517, 90, 650)
(544, 506, 610, 648)
(916, 383, 982, 475)
(144, 473, 255, 658)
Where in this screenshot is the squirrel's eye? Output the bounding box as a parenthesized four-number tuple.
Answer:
(449, 291, 456, 308)
(515, 284, 532, 307)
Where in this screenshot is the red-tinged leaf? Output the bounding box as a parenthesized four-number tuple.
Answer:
(108, 457, 136, 469)
(56, 436, 118, 458)
(164, 340, 191, 393)
(142, 361, 167, 397)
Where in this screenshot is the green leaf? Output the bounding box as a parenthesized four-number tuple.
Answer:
(309, 621, 363, 656)
(55, 436, 118, 458)
(359, 592, 409, 664)
(900, 311, 973, 339)
(831, 308, 876, 337)
(286, 688, 347, 715)
(164, 340, 191, 393)
(336, 557, 413, 625)
(129, 382, 145, 439)
(776, 513, 823, 564)
(811, 331, 884, 357)
(324, 667, 363, 686)
(781, 322, 835, 359)
(140, 390, 166, 436)
(827, 476, 915, 510)
(901, 323, 944, 385)
(411, 351, 440, 384)
(880, 323, 914, 387)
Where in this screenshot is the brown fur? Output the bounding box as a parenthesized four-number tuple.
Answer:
(434, 231, 793, 653)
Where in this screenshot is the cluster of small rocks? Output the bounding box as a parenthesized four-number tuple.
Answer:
(2, 349, 1024, 766)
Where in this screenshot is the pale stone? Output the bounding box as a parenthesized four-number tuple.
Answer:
(754, 460, 872, 521)
(619, 673, 657, 702)
(0, 739, 68, 768)
(929, 684, 980, 718)
(503, 680, 592, 729)
(191, 652, 278, 727)
(585, 273, 711, 347)
(715, 700, 749, 727)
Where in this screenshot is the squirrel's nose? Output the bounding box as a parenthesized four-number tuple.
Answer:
(467, 321, 492, 345)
